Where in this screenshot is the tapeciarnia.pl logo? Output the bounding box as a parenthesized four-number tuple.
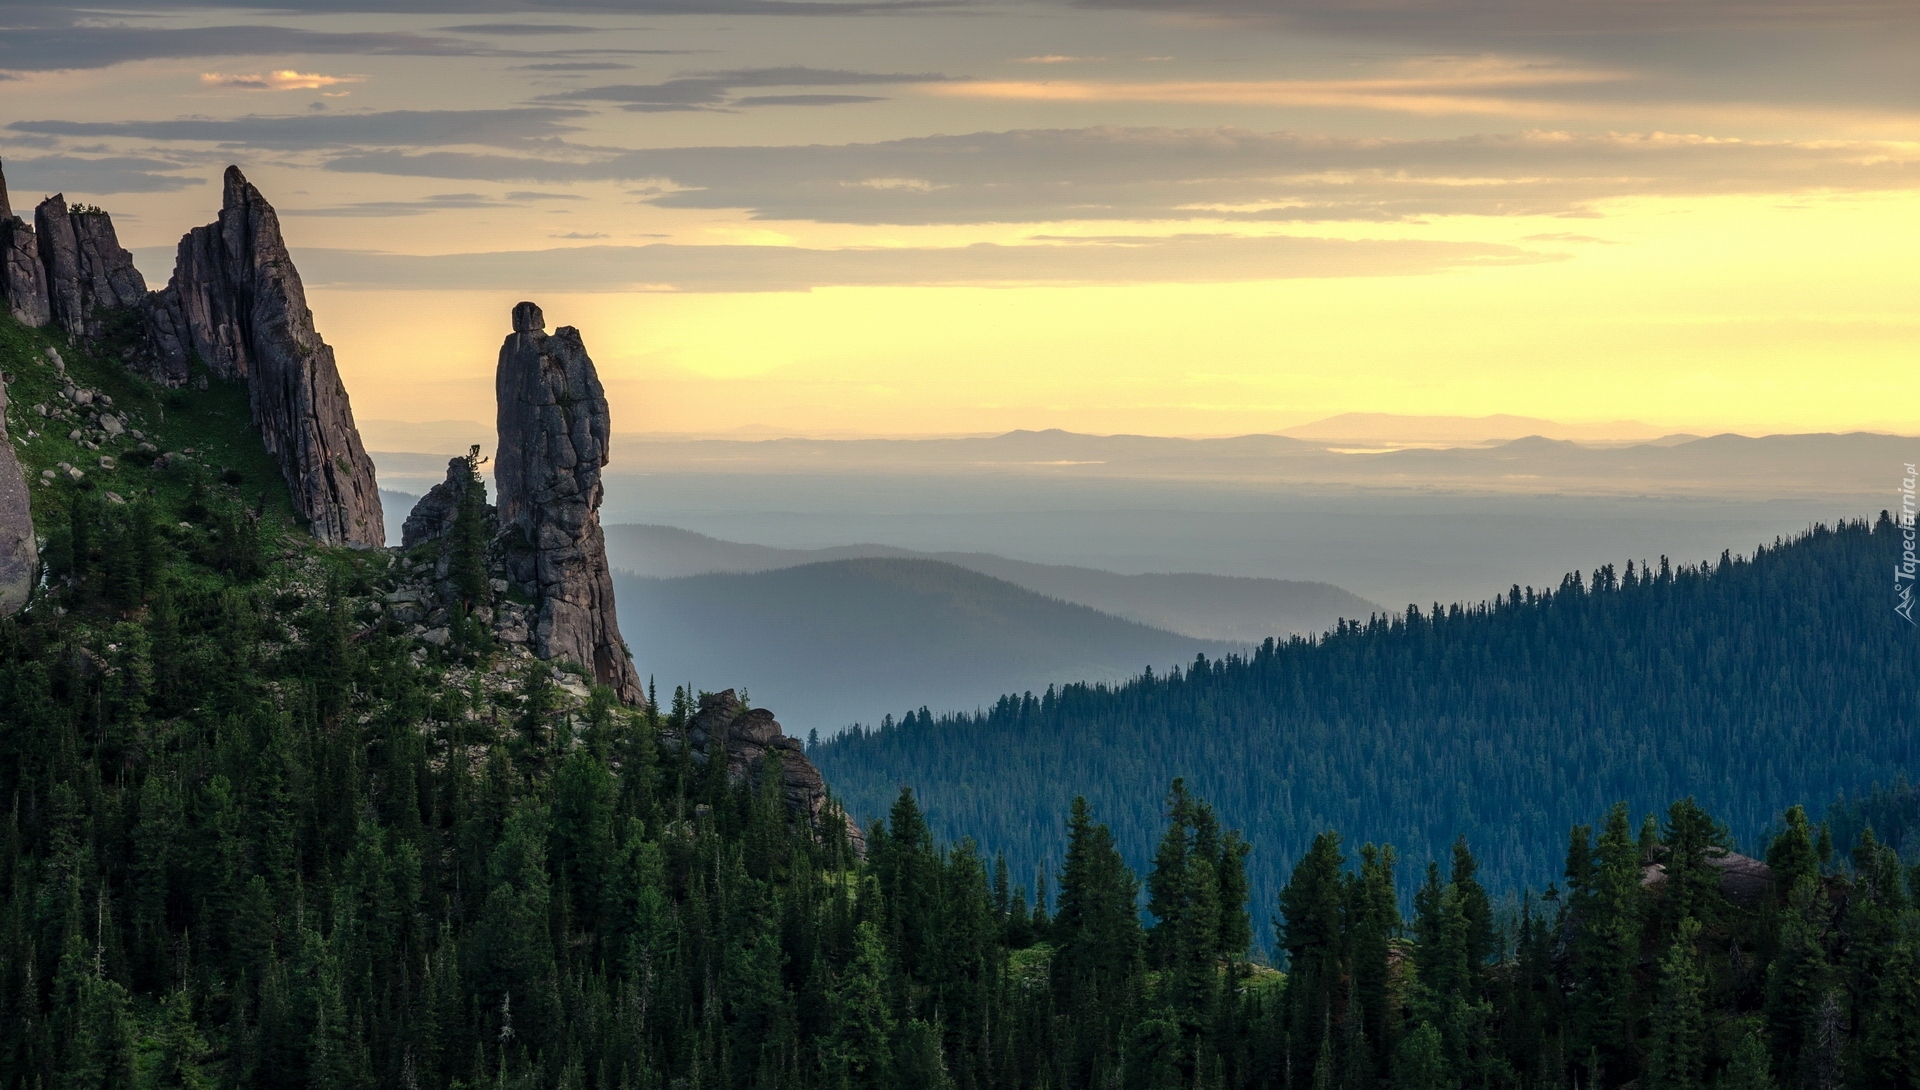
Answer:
(1899, 463, 1917, 625)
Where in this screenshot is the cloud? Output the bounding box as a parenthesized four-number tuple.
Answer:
(732, 94, 886, 106)
(200, 69, 362, 91)
(284, 192, 512, 217)
(514, 61, 636, 71)
(243, 234, 1552, 293)
(1013, 55, 1106, 63)
(0, 153, 204, 194)
(11, 108, 586, 150)
(1066, 0, 1916, 37)
(0, 0, 952, 19)
(439, 23, 603, 33)
(506, 190, 588, 200)
(926, 60, 1631, 118)
(541, 66, 960, 111)
(0, 23, 495, 73)
(321, 125, 1920, 225)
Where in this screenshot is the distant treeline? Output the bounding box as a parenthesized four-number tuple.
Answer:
(813, 515, 1919, 927)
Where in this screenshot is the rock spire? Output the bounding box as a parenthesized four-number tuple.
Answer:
(34, 194, 148, 339)
(0, 161, 51, 328)
(493, 301, 641, 702)
(145, 167, 384, 547)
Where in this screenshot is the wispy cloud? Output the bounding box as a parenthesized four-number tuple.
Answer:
(0, 154, 204, 194)
(272, 234, 1553, 293)
(11, 108, 586, 150)
(541, 66, 961, 112)
(320, 125, 1920, 226)
(0, 24, 490, 73)
(931, 59, 1627, 118)
(200, 69, 362, 91)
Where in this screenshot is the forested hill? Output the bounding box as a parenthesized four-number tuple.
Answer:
(813, 516, 1918, 919)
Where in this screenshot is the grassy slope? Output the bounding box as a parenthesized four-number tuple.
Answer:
(1, 313, 295, 538)
(0, 312, 405, 617)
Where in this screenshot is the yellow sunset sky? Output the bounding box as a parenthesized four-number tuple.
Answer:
(3, 1, 1916, 439)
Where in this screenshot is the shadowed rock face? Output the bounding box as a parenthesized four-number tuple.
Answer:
(145, 167, 385, 548)
(0, 163, 50, 329)
(34, 195, 146, 339)
(494, 301, 641, 702)
(0, 372, 33, 615)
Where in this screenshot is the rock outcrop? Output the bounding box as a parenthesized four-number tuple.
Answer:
(144, 167, 384, 547)
(0, 370, 33, 615)
(0, 162, 50, 328)
(34, 194, 147, 339)
(683, 690, 865, 855)
(403, 456, 486, 549)
(493, 301, 641, 702)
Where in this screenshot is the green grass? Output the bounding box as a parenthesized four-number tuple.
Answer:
(1, 311, 298, 539)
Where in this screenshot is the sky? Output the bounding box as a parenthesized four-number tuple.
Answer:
(2, 0, 1916, 439)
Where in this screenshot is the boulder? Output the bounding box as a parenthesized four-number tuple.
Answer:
(143, 167, 385, 547)
(34, 194, 147, 339)
(0, 371, 34, 615)
(687, 690, 865, 854)
(0, 161, 50, 328)
(493, 301, 641, 702)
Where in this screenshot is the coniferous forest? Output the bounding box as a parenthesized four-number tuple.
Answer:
(814, 517, 1918, 922)
(3, 323, 1920, 1090)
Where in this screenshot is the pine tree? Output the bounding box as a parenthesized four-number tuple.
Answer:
(1645, 917, 1706, 1090)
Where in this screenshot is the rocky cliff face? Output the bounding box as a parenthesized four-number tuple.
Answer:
(0, 163, 50, 329)
(494, 301, 641, 702)
(145, 167, 384, 547)
(33, 195, 146, 339)
(682, 690, 865, 855)
(0, 370, 33, 615)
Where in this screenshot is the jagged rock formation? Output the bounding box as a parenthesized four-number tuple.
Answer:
(682, 690, 865, 855)
(402, 456, 483, 549)
(144, 167, 384, 547)
(493, 301, 641, 702)
(34, 195, 147, 340)
(0, 162, 50, 328)
(0, 371, 33, 615)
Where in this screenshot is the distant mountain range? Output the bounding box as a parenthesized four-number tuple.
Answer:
(612, 558, 1241, 733)
(1276, 411, 1670, 446)
(599, 524, 1379, 642)
(600, 428, 1905, 497)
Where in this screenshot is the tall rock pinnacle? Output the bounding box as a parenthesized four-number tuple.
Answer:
(34, 194, 146, 338)
(0, 160, 51, 328)
(146, 167, 384, 547)
(494, 301, 642, 702)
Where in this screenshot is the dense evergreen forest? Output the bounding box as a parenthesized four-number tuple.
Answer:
(813, 517, 1918, 922)
(4, 316, 1919, 1089)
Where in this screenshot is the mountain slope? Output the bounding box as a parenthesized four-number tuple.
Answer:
(812, 516, 1919, 918)
(603, 523, 1380, 641)
(615, 557, 1238, 731)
